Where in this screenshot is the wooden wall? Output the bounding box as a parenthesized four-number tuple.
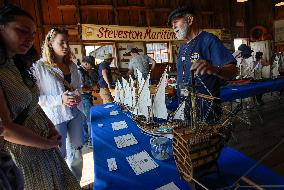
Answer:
(1, 0, 284, 55)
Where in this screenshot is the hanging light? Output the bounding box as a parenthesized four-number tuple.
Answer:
(237, 0, 248, 2)
(275, 0, 284, 6)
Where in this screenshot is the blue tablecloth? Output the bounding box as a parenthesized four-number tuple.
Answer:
(90, 104, 190, 190)
(91, 104, 284, 190)
(220, 77, 284, 102)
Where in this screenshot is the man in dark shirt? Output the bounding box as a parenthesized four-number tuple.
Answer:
(98, 53, 114, 104)
(168, 6, 238, 123)
(78, 56, 96, 145)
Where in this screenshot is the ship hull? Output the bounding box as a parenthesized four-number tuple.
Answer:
(173, 125, 224, 182)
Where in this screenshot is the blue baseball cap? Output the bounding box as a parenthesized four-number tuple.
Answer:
(238, 44, 253, 58)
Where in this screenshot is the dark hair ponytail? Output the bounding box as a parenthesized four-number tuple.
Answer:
(0, 4, 36, 87)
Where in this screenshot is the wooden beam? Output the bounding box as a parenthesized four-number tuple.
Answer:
(116, 6, 145, 11)
(57, 4, 113, 10)
(41, 24, 78, 28)
(112, 0, 119, 25)
(57, 4, 171, 12)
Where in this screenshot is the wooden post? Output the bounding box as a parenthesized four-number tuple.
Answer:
(75, 0, 84, 58)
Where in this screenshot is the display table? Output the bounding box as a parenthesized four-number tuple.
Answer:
(90, 104, 190, 190)
(90, 104, 284, 190)
(167, 78, 284, 111)
(220, 77, 284, 102)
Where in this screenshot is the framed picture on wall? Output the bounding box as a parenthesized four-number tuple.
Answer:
(274, 19, 284, 42)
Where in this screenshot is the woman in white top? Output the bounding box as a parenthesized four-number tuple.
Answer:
(33, 27, 84, 181)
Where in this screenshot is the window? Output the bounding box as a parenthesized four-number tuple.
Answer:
(146, 43, 169, 63)
(234, 38, 248, 51)
(84, 44, 113, 65)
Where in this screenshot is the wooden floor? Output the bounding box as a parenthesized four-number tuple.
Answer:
(228, 92, 284, 176)
(80, 92, 284, 189)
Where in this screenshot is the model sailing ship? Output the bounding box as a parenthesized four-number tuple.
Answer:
(114, 68, 170, 133)
(114, 68, 240, 184)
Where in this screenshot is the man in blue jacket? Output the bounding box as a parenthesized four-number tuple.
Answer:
(168, 6, 238, 123)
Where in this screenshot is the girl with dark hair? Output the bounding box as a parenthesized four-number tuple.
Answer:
(0, 4, 81, 189)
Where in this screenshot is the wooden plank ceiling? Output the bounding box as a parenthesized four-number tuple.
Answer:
(0, 0, 283, 53)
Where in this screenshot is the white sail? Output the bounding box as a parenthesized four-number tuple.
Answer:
(152, 70, 168, 119)
(137, 69, 143, 89)
(136, 74, 151, 120)
(129, 76, 136, 109)
(118, 80, 124, 104)
(114, 80, 120, 103)
(122, 77, 132, 107)
(173, 101, 185, 120)
(272, 56, 280, 78)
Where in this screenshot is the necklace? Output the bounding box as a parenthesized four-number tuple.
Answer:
(181, 33, 199, 83)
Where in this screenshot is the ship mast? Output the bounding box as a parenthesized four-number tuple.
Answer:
(190, 70, 197, 130)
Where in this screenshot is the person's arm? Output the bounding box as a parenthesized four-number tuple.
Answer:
(191, 60, 238, 80)
(216, 63, 238, 80)
(128, 59, 134, 77)
(102, 69, 112, 89)
(0, 87, 61, 149)
(149, 57, 156, 71)
(128, 69, 134, 77)
(191, 34, 238, 80)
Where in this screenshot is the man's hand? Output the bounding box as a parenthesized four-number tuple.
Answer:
(191, 59, 218, 75)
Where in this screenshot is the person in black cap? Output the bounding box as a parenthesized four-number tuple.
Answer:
(127, 47, 156, 79)
(233, 44, 255, 78)
(237, 44, 254, 59)
(168, 6, 238, 123)
(78, 55, 98, 146)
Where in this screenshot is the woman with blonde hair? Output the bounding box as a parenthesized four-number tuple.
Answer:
(0, 5, 80, 189)
(33, 27, 84, 181)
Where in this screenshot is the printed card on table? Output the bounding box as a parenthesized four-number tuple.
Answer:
(107, 158, 117, 171)
(126, 150, 158, 175)
(110, 110, 119, 116)
(112, 120, 128, 131)
(114, 133, 138, 148)
(155, 182, 180, 190)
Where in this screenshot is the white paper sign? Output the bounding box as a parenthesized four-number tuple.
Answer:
(112, 120, 128, 131)
(114, 133, 138, 148)
(126, 151, 158, 175)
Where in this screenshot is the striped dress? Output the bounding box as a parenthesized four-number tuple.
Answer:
(0, 59, 81, 190)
